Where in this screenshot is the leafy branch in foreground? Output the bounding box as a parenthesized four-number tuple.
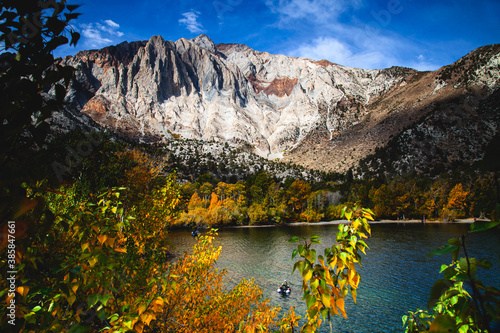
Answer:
(403, 220, 500, 333)
(288, 206, 374, 332)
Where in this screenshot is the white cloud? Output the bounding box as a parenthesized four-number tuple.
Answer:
(267, 0, 443, 70)
(99, 20, 124, 37)
(289, 33, 401, 70)
(266, 0, 361, 25)
(290, 34, 443, 70)
(104, 19, 120, 29)
(179, 10, 206, 34)
(291, 37, 352, 65)
(80, 20, 124, 49)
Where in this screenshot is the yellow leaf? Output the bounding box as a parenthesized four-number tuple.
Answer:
(302, 269, 313, 284)
(105, 237, 115, 247)
(88, 257, 97, 268)
(350, 274, 360, 288)
(134, 322, 145, 333)
(348, 263, 356, 281)
(97, 235, 108, 245)
(330, 296, 339, 316)
(81, 242, 90, 252)
(67, 294, 76, 306)
(141, 313, 156, 325)
(130, 317, 139, 329)
(138, 303, 147, 316)
(321, 293, 331, 308)
(363, 212, 374, 221)
(329, 257, 337, 270)
(114, 247, 127, 253)
(336, 298, 347, 319)
(16, 286, 29, 297)
(71, 284, 79, 294)
(151, 297, 164, 312)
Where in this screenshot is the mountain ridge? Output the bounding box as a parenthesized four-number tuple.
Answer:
(55, 35, 500, 175)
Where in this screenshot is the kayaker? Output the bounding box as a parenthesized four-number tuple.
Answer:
(281, 280, 290, 290)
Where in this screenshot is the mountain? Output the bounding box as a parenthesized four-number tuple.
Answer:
(57, 35, 500, 175)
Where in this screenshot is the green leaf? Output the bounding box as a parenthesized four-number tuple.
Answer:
(87, 294, 99, 307)
(292, 249, 298, 260)
(288, 236, 300, 243)
(320, 307, 329, 320)
(476, 259, 492, 269)
(98, 293, 112, 306)
(298, 244, 306, 257)
(108, 313, 120, 323)
(341, 206, 347, 217)
(310, 235, 322, 244)
(305, 294, 316, 310)
(428, 314, 456, 333)
(428, 279, 453, 308)
(308, 306, 319, 320)
(68, 324, 91, 333)
(458, 257, 477, 275)
(338, 252, 347, 265)
(310, 278, 319, 291)
(428, 244, 458, 257)
(470, 221, 500, 233)
(305, 249, 316, 263)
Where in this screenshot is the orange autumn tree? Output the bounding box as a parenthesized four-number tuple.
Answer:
(446, 183, 469, 219)
(287, 180, 312, 220)
(147, 230, 282, 332)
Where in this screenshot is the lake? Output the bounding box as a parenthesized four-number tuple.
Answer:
(167, 222, 500, 332)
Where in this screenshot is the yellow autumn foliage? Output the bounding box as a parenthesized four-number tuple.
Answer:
(146, 230, 282, 332)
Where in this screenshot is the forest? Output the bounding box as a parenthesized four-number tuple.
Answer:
(31, 129, 500, 228)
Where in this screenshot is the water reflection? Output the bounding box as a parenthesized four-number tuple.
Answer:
(167, 223, 500, 333)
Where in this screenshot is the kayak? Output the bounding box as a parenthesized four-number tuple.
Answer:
(277, 286, 291, 295)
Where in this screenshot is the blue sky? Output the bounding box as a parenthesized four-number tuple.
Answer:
(56, 0, 500, 71)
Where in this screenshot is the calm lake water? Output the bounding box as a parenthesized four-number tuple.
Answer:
(167, 223, 500, 332)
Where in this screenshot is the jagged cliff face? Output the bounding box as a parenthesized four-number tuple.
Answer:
(60, 35, 500, 174)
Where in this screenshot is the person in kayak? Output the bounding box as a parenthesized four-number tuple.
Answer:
(279, 280, 290, 293)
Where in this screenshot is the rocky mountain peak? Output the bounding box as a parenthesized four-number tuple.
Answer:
(192, 34, 216, 53)
(68, 40, 147, 69)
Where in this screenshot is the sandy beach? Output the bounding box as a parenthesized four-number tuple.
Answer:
(226, 218, 482, 228)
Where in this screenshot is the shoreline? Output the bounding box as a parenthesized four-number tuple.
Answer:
(225, 218, 481, 229)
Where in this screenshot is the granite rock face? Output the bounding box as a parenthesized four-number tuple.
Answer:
(60, 36, 500, 173)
